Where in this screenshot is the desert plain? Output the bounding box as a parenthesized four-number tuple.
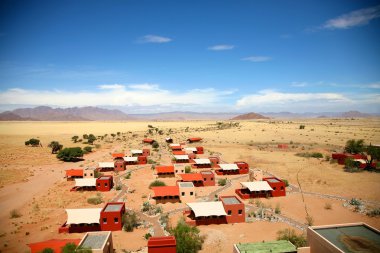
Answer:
(0, 118, 379, 253)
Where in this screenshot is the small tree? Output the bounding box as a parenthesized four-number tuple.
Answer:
(366, 144, 380, 169)
(83, 146, 92, 154)
(344, 139, 365, 154)
(87, 134, 96, 145)
(71, 136, 79, 143)
(57, 147, 84, 162)
(83, 134, 89, 139)
(61, 242, 76, 253)
(149, 180, 166, 188)
(48, 141, 63, 154)
(41, 248, 54, 253)
(25, 138, 40, 146)
(218, 178, 227, 186)
(152, 141, 159, 148)
(170, 218, 204, 253)
(185, 166, 191, 173)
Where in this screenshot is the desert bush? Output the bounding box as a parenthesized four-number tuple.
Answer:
(149, 180, 166, 188)
(295, 152, 323, 158)
(25, 138, 40, 146)
(185, 166, 191, 173)
(344, 158, 361, 172)
(83, 146, 92, 154)
(218, 178, 227, 186)
(324, 203, 332, 210)
(344, 139, 365, 154)
(299, 125, 305, 129)
(148, 158, 156, 164)
(277, 228, 307, 248)
(366, 208, 380, 217)
(125, 172, 131, 179)
(87, 193, 103, 205)
(306, 214, 314, 226)
(57, 147, 84, 162)
(10, 209, 21, 218)
(349, 198, 362, 206)
(71, 136, 79, 143)
(282, 179, 289, 187)
(144, 233, 152, 240)
(41, 248, 54, 253)
(123, 211, 139, 232)
(275, 203, 281, 214)
(48, 141, 63, 154)
(152, 141, 159, 148)
(116, 184, 122, 190)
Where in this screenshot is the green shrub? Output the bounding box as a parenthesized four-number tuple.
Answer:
(275, 203, 281, 214)
(116, 184, 122, 190)
(295, 152, 323, 158)
(149, 180, 166, 188)
(169, 218, 204, 253)
(218, 178, 227, 186)
(277, 228, 307, 248)
(349, 198, 362, 206)
(152, 141, 159, 149)
(282, 179, 289, 187)
(185, 166, 191, 173)
(125, 172, 131, 179)
(144, 233, 152, 240)
(83, 146, 93, 154)
(41, 248, 54, 253)
(25, 138, 40, 146)
(87, 193, 103, 205)
(367, 208, 380, 217)
(57, 147, 84, 162)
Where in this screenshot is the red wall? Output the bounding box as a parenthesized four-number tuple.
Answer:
(100, 203, 125, 231)
(196, 147, 204, 154)
(138, 156, 147, 164)
(193, 164, 212, 169)
(184, 210, 227, 226)
(263, 177, 286, 197)
(235, 162, 249, 174)
(235, 189, 272, 199)
(148, 237, 176, 253)
(96, 176, 114, 192)
(59, 222, 100, 234)
(114, 160, 126, 171)
(201, 172, 215, 186)
(209, 157, 220, 167)
(220, 197, 245, 223)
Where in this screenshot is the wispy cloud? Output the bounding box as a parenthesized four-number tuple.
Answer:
(322, 5, 380, 30)
(138, 35, 172, 43)
(208, 44, 235, 51)
(0, 84, 234, 108)
(236, 90, 351, 107)
(290, 82, 308, 87)
(242, 56, 271, 62)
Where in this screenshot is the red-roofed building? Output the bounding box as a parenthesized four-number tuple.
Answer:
(172, 150, 186, 155)
(156, 165, 175, 177)
(112, 153, 125, 159)
(277, 144, 289, 149)
(170, 145, 182, 151)
(138, 155, 147, 164)
(65, 169, 83, 181)
(114, 160, 126, 171)
(148, 236, 176, 253)
(151, 186, 180, 204)
(187, 137, 203, 143)
(179, 171, 215, 187)
(196, 146, 204, 154)
(143, 148, 150, 156)
(143, 138, 155, 144)
(209, 156, 220, 167)
(331, 153, 367, 165)
(235, 161, 249, 174)
(100, 202, 125, 231)
(28, 239, 81, 253)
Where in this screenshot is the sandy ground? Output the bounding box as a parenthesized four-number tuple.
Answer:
(0, 118, 379, 252)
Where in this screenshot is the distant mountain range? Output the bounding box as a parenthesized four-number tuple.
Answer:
(0, 106, 377, 121)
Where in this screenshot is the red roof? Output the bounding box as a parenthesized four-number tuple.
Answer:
(28, 239, 81, 253)
(179, 173, 203, 182)
(156, 165, 174, 173)
(152, 186, 179, 197)
(170, 145, 182, 150)
(172, 150, 186, 155)
(188, 137, 202, 142)
(65, 169, 83, 177)
(143, 138, 154, 143)
(148, 236, 176, 247)
(112, 153, 125, 158)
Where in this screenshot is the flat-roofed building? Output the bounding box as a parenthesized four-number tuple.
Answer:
(28, 239, 82, 253)
(233, 240, 297, 253)
(59, 208, 102, 233)
(192, 158, 212, 168)
(209, 156, 220, 167)
(83, 167, 96, 178)
(151, 186, 180, 204)
(96, 176, 114, 192)
(263, 177, 286, 197)
(148, 236, 176, 253)
(187, 137, 202, 143)
(178, 182, 196, 203)
(220, 196, 245, 223)
(173, 155, 190, 163)
(169, 143, 182, 151)
(184, 201, 227, 226)
(215, 163, 240, 175)
(301, 222, 380, 253)
(235, 181, 274, 199)
(100, 202, 125, 231)
(174, 164, 186, 174)
(143, 138, 155, 144)
(77, 231, 113, 253)
(178, 171, 215, 187)
(98, 162, 115, 172)
(71, 178, 97, 192)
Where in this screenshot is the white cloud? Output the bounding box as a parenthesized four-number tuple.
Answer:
(291, 82, 308, 87)
(323, 5, 380, 29)
(0, 84, 234, 108)
(366, 83, 380, 89)
(98, 84, 125, 90)
(138, 35, 172, 43)
(236, 90, 351, 107)
(208, 44, 235, 51)
(242, 56, 271, 62)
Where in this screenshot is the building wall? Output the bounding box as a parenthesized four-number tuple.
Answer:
(263, 177, 286, 197)
(175, 159, 189, 163)
(114, 160, 126, 171)
(143, 149, 150, 156)
(220, 198, 245, 224)
(157, 172, 175, 178)
(83, 170, 95, 178)
(196, 147, 204, 154)
(215, 169, 239, 175)
(100, 206, 125, 231)
(96, 177, 114, 192)
(154, 196, 180, 204)
(138, 156, 147, 164)
(235, 162, 249, 174)
(209, 157, 220, 167)
(235, 189, 271, 199)
(193, 164, 212, 169)
(58, 223, 101, 234)
(179, 186, 196, 203)
(201, 172, 215, 186)
(148, 237, 176, 253)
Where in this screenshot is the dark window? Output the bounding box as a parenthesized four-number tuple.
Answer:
(105, 183, 108, 187)
(273, 187, 276, 190)
(190, 192, 193, 196)
(182, 192, 185, 196)
(281, 186, 284, 190)
(228, 210, 232, 215)
(204, 178, 207, 181)
(103, 218, 107, 224)
(97, 183, 100, 187)
(211, 178, 214, 181)
(114, 218, 119, 223)
(238, 210, 243, 215)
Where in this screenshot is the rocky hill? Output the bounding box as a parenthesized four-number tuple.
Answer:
(230, 112, 269, 120)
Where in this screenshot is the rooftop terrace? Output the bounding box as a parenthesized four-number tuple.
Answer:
(221, 196, 241, 205)
(104, 203, 123, 212)
(234, 240, 296, 253)
(80, 232, 109, 249)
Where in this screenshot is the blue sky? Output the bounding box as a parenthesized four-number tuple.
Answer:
(0, 0, 379, 113)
